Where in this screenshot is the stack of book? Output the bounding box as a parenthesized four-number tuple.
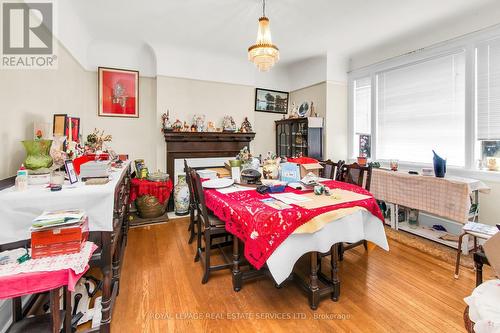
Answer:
(31, 209, 89, 259)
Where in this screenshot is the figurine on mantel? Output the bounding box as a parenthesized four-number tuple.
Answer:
(182, 121, 190, 132)
(161, 109, 173, 131)
(207, 121, 216, 132)
(193, 114, 206, 132)
(240, 117, 253, 133)
(172, 119, 182, 132)
(222, 115, 236, 132)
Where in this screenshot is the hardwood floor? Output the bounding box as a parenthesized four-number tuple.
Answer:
(111, 218, 491, 333)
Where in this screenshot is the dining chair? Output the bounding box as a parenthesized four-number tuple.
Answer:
(190, 169, 233, 284)
(184, 160, 198, 244)
(337, 162, 373, 191)
(337, 162, 373, 259)
(320, 160, 345, 180)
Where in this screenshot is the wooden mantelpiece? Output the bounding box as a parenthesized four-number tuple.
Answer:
(163, 131, 256, 180)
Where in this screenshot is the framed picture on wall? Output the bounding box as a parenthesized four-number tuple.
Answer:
(255, 88, 289, 114)
(98, 67, 139, 118)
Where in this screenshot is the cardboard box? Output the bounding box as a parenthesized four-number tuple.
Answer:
(298, 163, 323, 178)
(31, 217, 89, 259)
(484, 231, 500, 278)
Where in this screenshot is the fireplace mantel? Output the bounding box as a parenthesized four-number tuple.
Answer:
(163, 131, 256, 180)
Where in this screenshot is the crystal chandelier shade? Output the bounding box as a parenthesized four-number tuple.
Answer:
(248, 0, 279, 72)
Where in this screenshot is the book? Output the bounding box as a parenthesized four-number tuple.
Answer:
(31, 209, 86, 230)
(463, 222, 499, 236)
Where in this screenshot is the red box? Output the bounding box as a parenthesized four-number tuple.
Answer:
(31, 217, 89, 259)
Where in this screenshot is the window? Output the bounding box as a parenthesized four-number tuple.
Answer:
(476, 38, 500, 168)
(350, 26, 500, 174)
(353, 77, 371, 157)
(376, 52, 466, 166)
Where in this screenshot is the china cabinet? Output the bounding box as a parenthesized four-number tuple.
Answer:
(275, 118, 323, 159)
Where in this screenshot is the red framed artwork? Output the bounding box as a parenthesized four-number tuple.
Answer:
(98, 67, 139, 118)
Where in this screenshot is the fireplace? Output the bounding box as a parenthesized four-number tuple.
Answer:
(163, 132, 256, 183)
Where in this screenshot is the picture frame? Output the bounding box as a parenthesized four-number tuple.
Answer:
(255, 88, 289, 114)
(98, 67, 139, 118)
(64, 160, 79, 184)
(53, 114, 67, 136)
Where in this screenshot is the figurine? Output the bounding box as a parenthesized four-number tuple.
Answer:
(172, 119, 183, 132)
(161, 109, 173, 131)
(207, 121, 216, 132)
(240, 117, 253, 133)
(310, 102, 316, 117)
(183, 121, 190, 132)
(222, 115, 236, 132)
(193, 114, 206, 132)
(190, 124, 197, 132)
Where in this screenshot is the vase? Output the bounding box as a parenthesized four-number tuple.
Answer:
(262, 161, 279, 179)
(22, 140, 53, 170)
(432, 150, 446, 178)
(174, 174, 190, 216)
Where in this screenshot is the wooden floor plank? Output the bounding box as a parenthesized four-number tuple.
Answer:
(111, 219, 492, 333)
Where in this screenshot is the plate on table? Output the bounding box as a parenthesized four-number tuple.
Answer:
(202, 178, 234, 189)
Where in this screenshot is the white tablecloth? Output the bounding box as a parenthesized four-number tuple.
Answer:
(266, 210, 389, 284)
(464, 279, 500, 333)
(0, 162, 130, 245)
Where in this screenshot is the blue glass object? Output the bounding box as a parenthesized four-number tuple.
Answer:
(432, 150, 446, 178)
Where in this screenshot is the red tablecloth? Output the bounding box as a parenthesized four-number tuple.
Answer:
(204, 180, 383, 270)
(0, 243, 97, 299)
(129, 178, 173, 204)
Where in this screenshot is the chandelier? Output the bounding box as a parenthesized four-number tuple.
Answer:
(248, 0, 279, 72)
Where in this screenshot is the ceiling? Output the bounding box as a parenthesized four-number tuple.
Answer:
(68, 0, 500, 66)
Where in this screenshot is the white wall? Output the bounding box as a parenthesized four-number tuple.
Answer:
(0, 43, 157, 179)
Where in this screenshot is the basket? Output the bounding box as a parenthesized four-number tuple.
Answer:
(135, 195, 167, 219)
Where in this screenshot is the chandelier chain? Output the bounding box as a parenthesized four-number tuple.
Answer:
(262, 0, 266, 17)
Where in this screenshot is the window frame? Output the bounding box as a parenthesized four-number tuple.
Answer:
(348, 25, 500, 180)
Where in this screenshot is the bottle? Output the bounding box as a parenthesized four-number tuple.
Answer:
(15, 164, 28, 191)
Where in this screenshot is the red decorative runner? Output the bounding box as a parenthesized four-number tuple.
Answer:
(204, 180, 383, 270)
(129, 178, 173, 204)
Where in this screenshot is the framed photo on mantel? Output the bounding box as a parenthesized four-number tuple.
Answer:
(255, 88, 289, 114)
(98, 67, 139, 118)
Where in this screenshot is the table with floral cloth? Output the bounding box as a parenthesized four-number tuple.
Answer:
(203, 179, 389, 308)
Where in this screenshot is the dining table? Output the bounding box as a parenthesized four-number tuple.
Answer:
(202, 178, 389, 309)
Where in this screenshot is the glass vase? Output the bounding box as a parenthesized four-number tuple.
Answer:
(22, 140, 53, 170)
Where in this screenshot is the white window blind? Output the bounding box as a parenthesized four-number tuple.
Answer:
(377, 52, 466, 166)
(354, 77, 371, 135)
(476, 38, 500, 140)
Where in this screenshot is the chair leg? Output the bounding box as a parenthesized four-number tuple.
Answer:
(188, 216, 196, 244)
(363, 240, 368, 251)
(202, 232, 211, 284)
(194, 220, 202, 262)
(454, 233, 465, 279)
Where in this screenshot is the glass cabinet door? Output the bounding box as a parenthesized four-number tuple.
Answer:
(291, 121, 308, 157)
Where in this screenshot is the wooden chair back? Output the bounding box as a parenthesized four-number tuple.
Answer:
(320, 160, 345, 181)
(190, 168, 212, 229)
(338, 162, 373, 191)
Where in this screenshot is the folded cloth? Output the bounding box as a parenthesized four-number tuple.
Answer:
(0, 242, 96, 277)
(0, 242, 97, 299)
(464, 279, 500, 333)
